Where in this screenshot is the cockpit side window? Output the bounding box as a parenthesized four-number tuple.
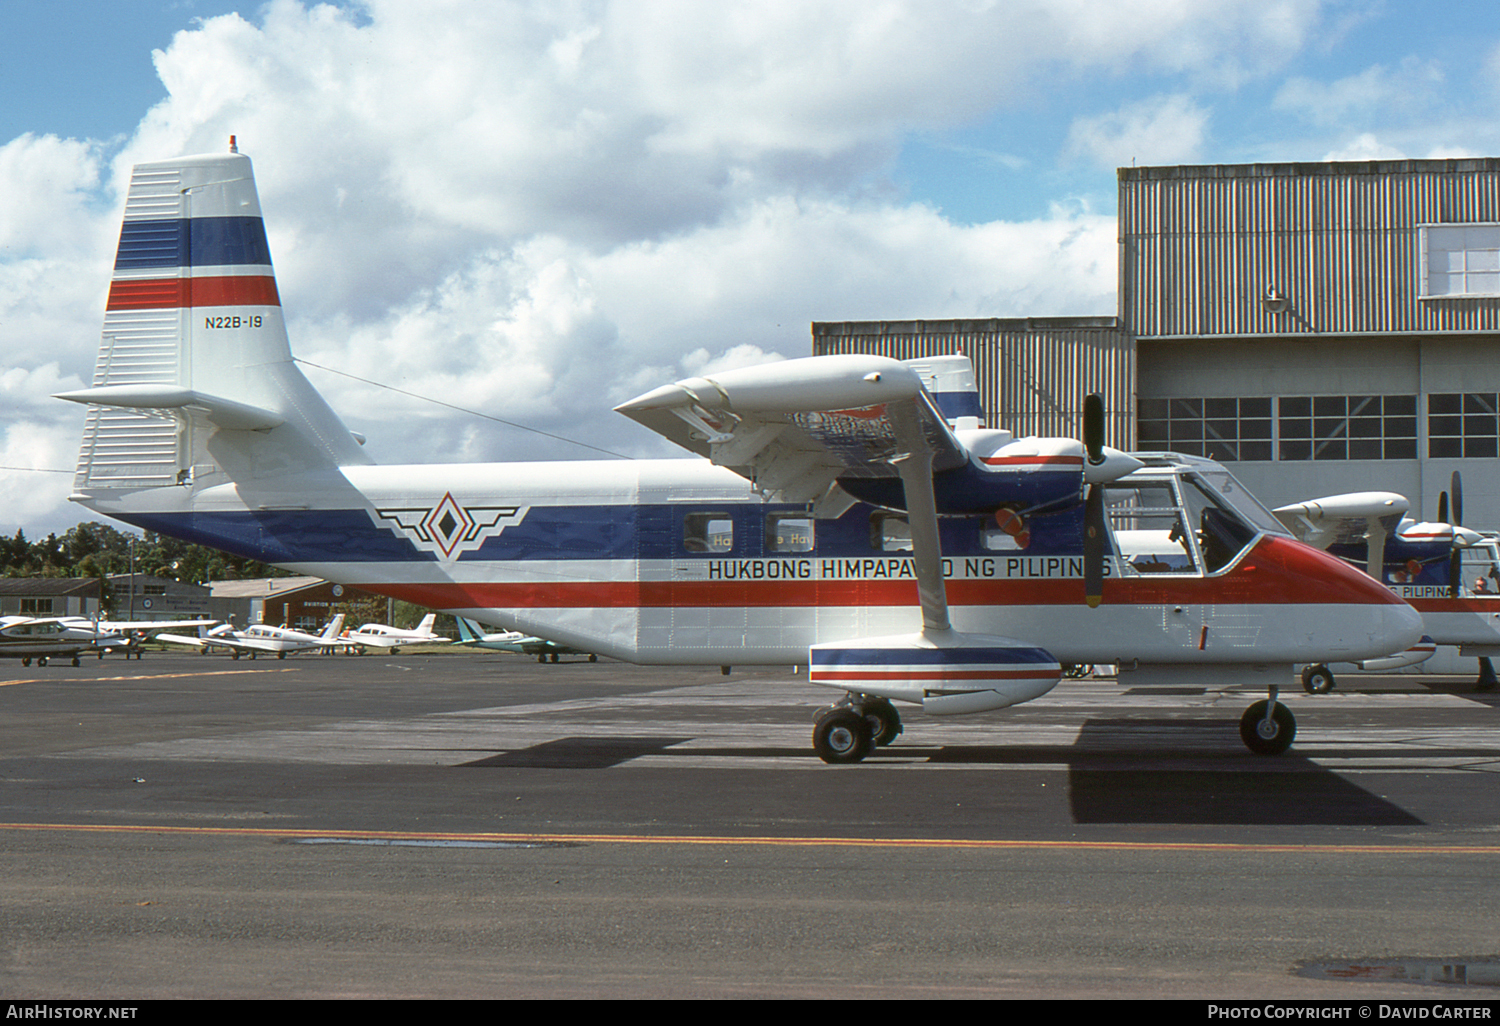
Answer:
(1182, 477, 1259, 573)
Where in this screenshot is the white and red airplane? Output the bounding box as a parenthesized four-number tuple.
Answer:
(1274, 482, 1500, 691)
(342, 613, 450, 653)
(157, 615, 346, 660)
(55, 146, 1421, 761)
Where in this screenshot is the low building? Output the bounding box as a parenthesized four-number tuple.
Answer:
(207, 577, 391, 631)
(106, 574, 211, 621)
(0, 578, 101, 618)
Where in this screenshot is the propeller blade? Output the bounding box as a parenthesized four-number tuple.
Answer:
(1449, 470, 1465, 598)
(1438, 491, 1448, 525)
(1083, 394, 1104, 466)
(1083, 483, 1105, 609)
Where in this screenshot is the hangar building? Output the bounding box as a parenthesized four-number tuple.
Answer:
(815, 157, 1500, 531)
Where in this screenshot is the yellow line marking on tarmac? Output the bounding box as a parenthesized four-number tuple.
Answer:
(0, 668, 298, 686)
(0, 821, 1496, 855)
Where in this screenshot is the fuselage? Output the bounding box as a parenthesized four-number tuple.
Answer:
(81, 452, 1421, 667)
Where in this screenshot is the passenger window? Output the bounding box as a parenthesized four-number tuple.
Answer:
(766, 513, 814, 553)
(870, 511, 912, 552)
(683, 513, 734, 553)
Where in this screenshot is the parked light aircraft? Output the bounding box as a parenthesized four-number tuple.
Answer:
(0, 616, 132, 666)
(56, 615, 220, 660)
(157, 615, 345, 659)
(342, 613, 451, 653)
(1274, 477, 1500, 691)
(455, 617, 596, 662)
(55, 146, 1422, 761)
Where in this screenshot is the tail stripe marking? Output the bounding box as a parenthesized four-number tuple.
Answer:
(106, 275, 281, 311)
(114, 217, 273, 270)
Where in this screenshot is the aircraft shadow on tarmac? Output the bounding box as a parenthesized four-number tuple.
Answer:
(458, 718, 1429, 826)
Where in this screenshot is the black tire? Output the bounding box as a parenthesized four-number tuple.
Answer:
(588, 654, 597, 662)
(72, 656, 81, 667)
(813, 709, 872, 764)
(1301, 664, 1335, 694)
(277, 651, 286, 660)
(861, 699, 903, 747)
(1239, 700, 1296, 755)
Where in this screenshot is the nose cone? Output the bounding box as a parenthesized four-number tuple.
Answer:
(1252, 536, 1423, 660)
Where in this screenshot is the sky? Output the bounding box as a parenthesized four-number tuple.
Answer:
(5, 0, 1500, 539)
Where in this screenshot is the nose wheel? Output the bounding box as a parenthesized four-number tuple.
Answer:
(1239, 688, 1296, 755)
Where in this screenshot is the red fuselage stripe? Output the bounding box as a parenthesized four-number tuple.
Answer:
(352, 537, 1406, 610)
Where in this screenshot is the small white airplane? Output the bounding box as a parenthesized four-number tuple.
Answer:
(0, 616, 133, 667)
(54, 615, 220, 660)
(341, 613, 451, 653)
(158, 615, 346, 660)
(1275, 476, 1500, 691)
(454, 617, 596, 662)
(56, 145, 1422, 761)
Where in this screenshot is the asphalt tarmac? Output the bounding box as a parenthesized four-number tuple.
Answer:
(0, 649, 1498, 999)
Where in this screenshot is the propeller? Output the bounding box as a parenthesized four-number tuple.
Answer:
(1449, 470, 1464, 599)
(1082, 394, 1106, 609)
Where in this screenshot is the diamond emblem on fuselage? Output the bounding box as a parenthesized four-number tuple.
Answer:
(372, 493, 527, 560)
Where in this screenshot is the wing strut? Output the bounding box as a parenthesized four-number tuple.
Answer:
(887, 402, 951, 635)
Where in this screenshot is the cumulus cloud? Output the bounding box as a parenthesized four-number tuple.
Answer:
(0, 0, 1329, 533)
(1064, 94, 1211, 170)
(1273, 57, 1445, 129)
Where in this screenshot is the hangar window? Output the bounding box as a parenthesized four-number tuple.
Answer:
(1428, 393, 1499, 458)
(1140, 395, 1417, 462)
(1422, 224, 1500, 297)
(19, 598, 53, 614)
(1278, 395, 1417, 461)
(1137, 397, 1272, 461)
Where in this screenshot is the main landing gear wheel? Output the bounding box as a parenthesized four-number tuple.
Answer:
(813, 708, 872, 764)
(1239, 699, 1296, 755)
(861, 698, 903, 747)
(1301, 664, 1335, 694)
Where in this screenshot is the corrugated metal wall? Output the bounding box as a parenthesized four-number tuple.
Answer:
(1121, 159, 1500, 338)
(812, 317, 1135, 448)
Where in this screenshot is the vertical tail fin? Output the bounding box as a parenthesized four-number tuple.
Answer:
(58, 146, 369, 501)
(902, 354, 985, 429)
(320, 614, 346, 642)
(416, 613, 436, 635)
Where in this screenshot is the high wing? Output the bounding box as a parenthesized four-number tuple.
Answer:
(619, 355, 966, 631)
(618, 355, 968, 516)
(1273, 492, 1413, 578)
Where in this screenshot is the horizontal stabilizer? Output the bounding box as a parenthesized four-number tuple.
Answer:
(55, 385, 284, 432)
